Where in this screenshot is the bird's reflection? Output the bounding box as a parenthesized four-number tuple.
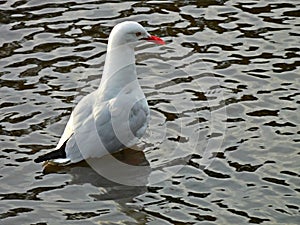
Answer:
(42, 148, 150, 201)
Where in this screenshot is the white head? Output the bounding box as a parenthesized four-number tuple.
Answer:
(107, 21, 165, 50)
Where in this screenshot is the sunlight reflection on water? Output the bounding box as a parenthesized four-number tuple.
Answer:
(0, 0, 299, 224)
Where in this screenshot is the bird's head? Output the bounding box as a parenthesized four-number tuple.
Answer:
(108, 21, 165, 49)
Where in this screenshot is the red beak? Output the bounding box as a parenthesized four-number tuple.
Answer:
(145, 35, 165, 45)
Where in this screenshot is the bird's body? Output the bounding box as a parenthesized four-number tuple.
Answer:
(35, 21, 165, 164)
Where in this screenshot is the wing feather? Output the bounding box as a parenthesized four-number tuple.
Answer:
(54, 84, 149, 163)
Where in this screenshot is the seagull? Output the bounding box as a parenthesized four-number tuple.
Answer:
(35, 21, 165, 165)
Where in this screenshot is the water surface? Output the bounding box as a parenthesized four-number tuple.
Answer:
(0, 0, 299, 224)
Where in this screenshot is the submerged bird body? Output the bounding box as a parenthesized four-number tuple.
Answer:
(35, 21, 165, 164)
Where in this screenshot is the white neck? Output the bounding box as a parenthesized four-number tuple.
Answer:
(99, 44, 138, 100)
(102, 44, 135, 79)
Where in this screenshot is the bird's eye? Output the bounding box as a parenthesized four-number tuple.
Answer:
(135, 32, 142, 37)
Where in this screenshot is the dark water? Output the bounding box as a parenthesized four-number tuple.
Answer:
(0, 0, 299, 224)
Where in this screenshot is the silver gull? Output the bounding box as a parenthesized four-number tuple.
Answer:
(35, 21, 165, 164)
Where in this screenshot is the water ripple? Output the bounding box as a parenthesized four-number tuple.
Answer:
(0, 0, 299, 224)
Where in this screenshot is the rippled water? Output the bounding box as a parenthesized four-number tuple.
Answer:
(1, 0, 299, 224)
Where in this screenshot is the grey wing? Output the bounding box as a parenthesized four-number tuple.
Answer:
(94, 100, 125, 154)
(94, 97, 150, 153)
(66, 95, 128, 161)
(59, 92, 149, 163)
(129, 98, 150, 139)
